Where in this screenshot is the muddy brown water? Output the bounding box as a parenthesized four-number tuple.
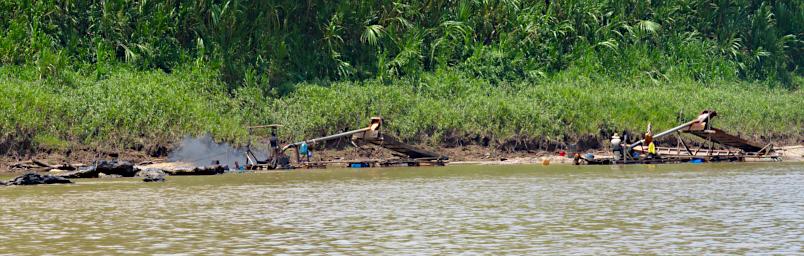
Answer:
(1, 163, 802, 255)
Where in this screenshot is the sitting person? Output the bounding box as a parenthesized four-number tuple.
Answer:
(647, 141, 658, 158)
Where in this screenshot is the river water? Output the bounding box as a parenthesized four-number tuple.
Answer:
(1, 163, 802, 255)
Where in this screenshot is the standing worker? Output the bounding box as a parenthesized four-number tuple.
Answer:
(644, 123, 657, 158)
(269, 130, 280, 166)
(269, 130, 279, 157)
(622, 131, 629, 144)
(299, 142, 309, 163)
(610, 133, 622, 160)
(270, 130, 278, 149)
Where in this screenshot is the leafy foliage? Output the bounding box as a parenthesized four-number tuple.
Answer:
(0, 0, 801, 87)
(1, 66, 800, 154)
(272, 71, 803, 147)
(0, 0, 802, 153)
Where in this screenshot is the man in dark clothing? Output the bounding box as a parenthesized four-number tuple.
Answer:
(269, 131, 278, 149)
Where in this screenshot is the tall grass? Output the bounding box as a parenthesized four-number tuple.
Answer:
(1, 64, 801, 155)
(0, 65, 247, 154)
(271, 71, 803, 148)
(0, 0, 801, 155)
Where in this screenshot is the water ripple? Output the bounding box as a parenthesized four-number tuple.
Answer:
(1, 163, 802, 255)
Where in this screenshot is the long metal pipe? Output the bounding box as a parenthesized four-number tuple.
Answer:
(281, 127, 372, 152)
(627, 112, 713, 150)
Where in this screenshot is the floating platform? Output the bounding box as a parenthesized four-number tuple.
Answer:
(582, 155, 745, 165)
(247, 117, 449, 170)
(582, 110, 781, 165)
(295, 157, 447, 169)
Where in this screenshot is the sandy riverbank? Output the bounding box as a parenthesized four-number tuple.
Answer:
(2, 144, 802, 173)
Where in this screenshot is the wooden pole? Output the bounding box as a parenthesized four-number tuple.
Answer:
(676, 133, 693, 156)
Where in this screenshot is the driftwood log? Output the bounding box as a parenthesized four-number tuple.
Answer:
(32, 159, 53, 168)
(10, 160, 82, 172)
(58, 160, 136, 178)
(164, 164, 227, 176)
(4, 173, 72, 186)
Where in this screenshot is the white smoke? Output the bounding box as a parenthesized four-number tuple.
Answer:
(168, 135, 266, 168)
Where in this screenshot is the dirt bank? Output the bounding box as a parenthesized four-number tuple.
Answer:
(2, 144, 802, 173)
(778, 146, 804, 162)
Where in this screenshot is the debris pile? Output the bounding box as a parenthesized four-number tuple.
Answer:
(165, 164, 227, 176)
(9, 160, 81, 172)
(3, 173, 72, 186)
(59, 160, 136, 178)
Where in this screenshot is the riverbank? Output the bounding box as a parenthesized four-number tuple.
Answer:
(3, 66, 802, 160)
(2, 144, 802, 174)
(3, 0, 802, 174)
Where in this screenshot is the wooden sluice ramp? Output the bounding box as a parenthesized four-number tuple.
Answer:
(684, 128, 767, 153)
(355, 133, 448, 161)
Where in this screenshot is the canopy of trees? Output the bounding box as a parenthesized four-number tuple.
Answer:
(1, 0, 801, 88)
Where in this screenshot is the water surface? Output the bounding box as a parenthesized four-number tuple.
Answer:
(1, 163, 802, 255)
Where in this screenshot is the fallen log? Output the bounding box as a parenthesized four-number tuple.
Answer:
(9, 161, 38, 170)
(94, 160, 137, 176)
(164, 164, 227, 176)
(9, 160, 32, 168)
(6, 173, 72, 185)
(57, 160, 136, 178)
(98, 173, 123, 179)
(57, 168, 98, 178)
(9, 160, 81, 172)
(52, 163, 79, 171)
(32, 159, 54, 168)
(28, 166, 54, 173)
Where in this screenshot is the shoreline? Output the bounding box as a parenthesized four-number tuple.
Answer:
(2, 145, 802, 174)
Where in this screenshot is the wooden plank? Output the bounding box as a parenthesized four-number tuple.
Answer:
(686, 128, 765, 152)
(357, 133, 448, 160)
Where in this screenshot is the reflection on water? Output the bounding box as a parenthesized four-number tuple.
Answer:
(1, 163, 802, 254)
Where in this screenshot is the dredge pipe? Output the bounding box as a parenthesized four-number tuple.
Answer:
(627, 111, 713, 150)
(281, 127, 372, 152)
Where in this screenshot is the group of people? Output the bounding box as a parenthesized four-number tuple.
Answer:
(610, 124, 658, 161)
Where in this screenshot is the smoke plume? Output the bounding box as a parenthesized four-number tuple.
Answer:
(168, 135, 265, 168)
